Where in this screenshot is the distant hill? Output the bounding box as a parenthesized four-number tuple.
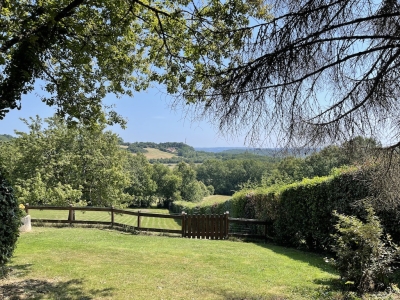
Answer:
(194, 147, 289, 156)
(120, 141, 194, 156)
(0, 134, 14, 142)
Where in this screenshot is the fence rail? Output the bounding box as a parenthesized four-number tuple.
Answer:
(24, 204, 271, 240)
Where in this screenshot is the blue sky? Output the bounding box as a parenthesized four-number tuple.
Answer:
(0, 86, 247, 147)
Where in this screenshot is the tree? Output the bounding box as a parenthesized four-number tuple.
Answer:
(0, 0, 267, 125)
(0, 116, 131, 206)
(125, 153, 157, 207)
(184, 0, 400, 149)
(174, 162, 210, 202)
(151, 163, 182, 206)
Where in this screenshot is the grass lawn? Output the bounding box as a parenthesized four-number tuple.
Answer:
(29, 208, 181, 230)
(202, 195, 232, 203)
(0, 227, 343, 299)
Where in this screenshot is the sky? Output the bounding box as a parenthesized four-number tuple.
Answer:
(0, 86, 248, 148)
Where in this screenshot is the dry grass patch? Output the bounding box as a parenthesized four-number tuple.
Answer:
(142, 148, 176, 159)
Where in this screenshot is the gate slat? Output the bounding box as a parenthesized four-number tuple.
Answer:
(188, 214, 192, 238)
(200, 214, 204, 239)
(219, 214, 224, 239)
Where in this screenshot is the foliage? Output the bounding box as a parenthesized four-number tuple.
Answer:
(196, 158, 274, 195)
(0, 170, 20, 275)
(232, 167, 374, 250)
(330, 207, 399, 293)
(0, 134, 14, 142)
(0, 0, 268, 125)
(0, 116, 131, 207)
(125, 153, 157, 207)
(150, 162, 208, 206)
(151, 163, 181, 206)
(170, 195, 232, 215)
(186, 0, 400, 149)
(174, 162, 209, 202)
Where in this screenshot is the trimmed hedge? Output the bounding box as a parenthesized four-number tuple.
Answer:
(0, 171, 20, 271)
(232, 168, 372, 251)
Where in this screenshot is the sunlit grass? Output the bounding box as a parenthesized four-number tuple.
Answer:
(29, 208, 181, 230)
(2, 227, 341, 299)
(142, 147, 176, 159)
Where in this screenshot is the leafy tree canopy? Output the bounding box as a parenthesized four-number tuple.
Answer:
(0, 0, 268, 125)
(0, 115, 131, 206)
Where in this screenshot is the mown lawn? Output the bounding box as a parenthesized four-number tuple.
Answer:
(0, 227, 342, 299)
(29, 208, 181, 230)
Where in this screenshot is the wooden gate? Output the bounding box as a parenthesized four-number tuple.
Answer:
(181, 212, 229, 239)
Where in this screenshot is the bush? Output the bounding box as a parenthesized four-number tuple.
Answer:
(330, 207, 399, 293)
(0, 171, 20, 276)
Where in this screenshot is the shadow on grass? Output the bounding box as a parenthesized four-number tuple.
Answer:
(0, 277, 114, 300)
(206, 286, 288, 300)
(253, 241, 336, 272)
(248, 242, 344, 296)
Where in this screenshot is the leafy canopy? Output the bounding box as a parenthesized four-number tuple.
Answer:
(0, 116, 131, 206)
(0, 0, 269, 125)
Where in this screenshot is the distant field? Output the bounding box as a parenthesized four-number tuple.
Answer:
(119, 145, 129, 149)
(143, 147, 176, 159)
(202, 195, 231, 203)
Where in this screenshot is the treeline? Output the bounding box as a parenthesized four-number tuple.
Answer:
(0, 134, 14, 142)
(121, 140, 290, 164)
(195, 136, 379, 195)
(0, 117, 212, 208)
(1, 119, 380, 206)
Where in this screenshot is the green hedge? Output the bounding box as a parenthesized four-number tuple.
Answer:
(232, 168, 372, 251)
(0, 170, 20, 272)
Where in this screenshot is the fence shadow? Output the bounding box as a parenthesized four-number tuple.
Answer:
(251, 242, 341, 293)
(0, 277, 114, 300)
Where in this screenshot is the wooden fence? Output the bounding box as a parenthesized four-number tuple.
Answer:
(24, 204, 271, 240)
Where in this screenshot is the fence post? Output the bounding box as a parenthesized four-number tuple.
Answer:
(111, 206, 114, 228)
(68, 204, 73, 226)
(181, 211, 186, 238)
(25, 203, 29, 215)
(225, 211, 229, 239)
(137, 210, 141, 230)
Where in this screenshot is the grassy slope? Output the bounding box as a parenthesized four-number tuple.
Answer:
(143, 148, 176, 159)
(1, 227, 339, 300)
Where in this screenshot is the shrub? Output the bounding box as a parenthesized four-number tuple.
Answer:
(330, 207, 399, 293)
(0, 171, 21, 276)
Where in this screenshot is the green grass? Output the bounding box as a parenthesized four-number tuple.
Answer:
(201, 195, 232, 204)
(172, 195, 232, 214)
(29, 208, 181, 230)
(142, 147, 176, 159)
(2, 227, 342, 299)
